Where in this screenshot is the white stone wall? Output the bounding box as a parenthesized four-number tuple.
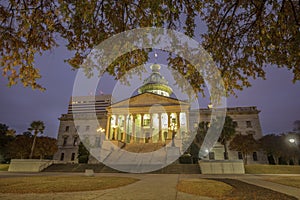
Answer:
(189, 107, 268, 164)
(54, 116, 108, 163)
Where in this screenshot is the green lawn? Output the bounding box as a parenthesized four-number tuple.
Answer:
(0, 164, 9, 171)
(177, 179, 233, 198)
(0, 176, 139, 193)
(245, 164, 300, 174)
(263, 176, 300, 188)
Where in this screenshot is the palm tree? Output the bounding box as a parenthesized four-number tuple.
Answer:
(28, 121, 45, 159)
(218, 116, 237, 160)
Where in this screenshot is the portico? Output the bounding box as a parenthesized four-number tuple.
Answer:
(105, 92, 190, 144)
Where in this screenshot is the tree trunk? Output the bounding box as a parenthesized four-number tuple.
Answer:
(274, 156, 279, 165)
(29, 132, 37, 159)
(223, 141, 229, 160)
(243, 153, 248, 165)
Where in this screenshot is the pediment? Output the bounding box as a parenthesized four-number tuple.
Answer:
(108, 93, 189, 109)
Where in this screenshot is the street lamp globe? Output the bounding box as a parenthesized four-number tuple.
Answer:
(289, 138, 296, 144)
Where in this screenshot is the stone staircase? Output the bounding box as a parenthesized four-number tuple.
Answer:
(43, 163, 201, 174)
(123, 143, 164, 153)
(44, 163, 121, 173)
(44, 143, 200, 173)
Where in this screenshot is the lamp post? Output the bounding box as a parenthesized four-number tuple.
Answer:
(96, 127, 105, 147)
(287, 136, 298, 165)
(169, 123, 177, 147)
(97, 127, 105, 140)
(96, 127, 105, 133)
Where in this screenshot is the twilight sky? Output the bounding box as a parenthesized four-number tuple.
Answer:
(0, 41, 300, 138)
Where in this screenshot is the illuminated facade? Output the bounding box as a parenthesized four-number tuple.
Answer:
(55, 64, 267, 164)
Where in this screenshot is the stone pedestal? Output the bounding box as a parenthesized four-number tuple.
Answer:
(199, 160, 245, 174)
(8, 159, 53, 172)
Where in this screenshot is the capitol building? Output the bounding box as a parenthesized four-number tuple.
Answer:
(54, 64, 267, 165)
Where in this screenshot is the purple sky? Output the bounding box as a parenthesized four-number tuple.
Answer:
(1, 42, 300, 138)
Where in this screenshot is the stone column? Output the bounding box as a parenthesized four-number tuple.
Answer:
(176, 112, 180, 138)
(149, 114, 153, 143)
(123, 115, 127, 142)
(106, 115, 111, 140)
(114, 115, 119, 140)
(167, 112, 171, 139)
(131, 114, 136, 143)
(158, 113, 162, 142)
(141, 114, 144, 143)
(185, 112, 189, 132)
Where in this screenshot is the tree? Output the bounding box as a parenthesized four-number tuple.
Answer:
(185, 121, 209, 163)
(218, 116, 237, 160)
(0, 123, 15, 163)
(77, 142, 90, 163)
(0, 123, 9, 160)
(9, 134, 32, 159)
(293, 120, 300, 133)
(282, 132, 300, 165)
(259, 134, 285, 165)
(28, 121, 45, 159)
(229, 134, 258, 165)
(0, 124, 9, 136)
(0, 1, 299, 94)
(34, 136, 58, 159)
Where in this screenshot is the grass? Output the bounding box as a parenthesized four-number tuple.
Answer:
(0, 176, 139, 193)
(245, 164, 300, 174)
(177, 179, 233, 198)
(263, 176, 300, 188)
(0, 164, 9, 171)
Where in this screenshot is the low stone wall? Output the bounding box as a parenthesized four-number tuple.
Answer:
(8, 159, 53, 172)
(199, 160, 245, 174)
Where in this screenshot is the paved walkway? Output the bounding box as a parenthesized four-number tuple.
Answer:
(200, 174, 300, 199)
(239, 174, 300, 199)
(0, 172, 299, 200)
(0, 173, 213, 200)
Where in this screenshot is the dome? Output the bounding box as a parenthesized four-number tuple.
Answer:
(138, 64, 173, 97)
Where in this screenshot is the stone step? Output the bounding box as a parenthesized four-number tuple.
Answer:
(44, 163, 201, 174)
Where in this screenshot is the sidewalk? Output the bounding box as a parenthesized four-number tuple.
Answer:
(0, 173, 214, 200)
(0, 172, 299, 200)
(239, 174, 300, 199)
(199, 174, 300, 199)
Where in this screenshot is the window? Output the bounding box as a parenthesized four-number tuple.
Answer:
(60, 153, 64, 161)
(246, 121, 252, 128)
(71, 153, 75, 161)
(246, 130, 256, 135)
(86, 125, 90, 131)
(73, 137, 78, 146)
(253, 152, 258, 161)
(63, 137, 68, 146)
(145, 132, 150, 143)
(238, 152, 243, 160)
(143, 119, 150, 126)
(65, 126, 69, 132)
(233, 121, 238, 127)
(171, 118, 176, 124)
(209, 152, 215, 160)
